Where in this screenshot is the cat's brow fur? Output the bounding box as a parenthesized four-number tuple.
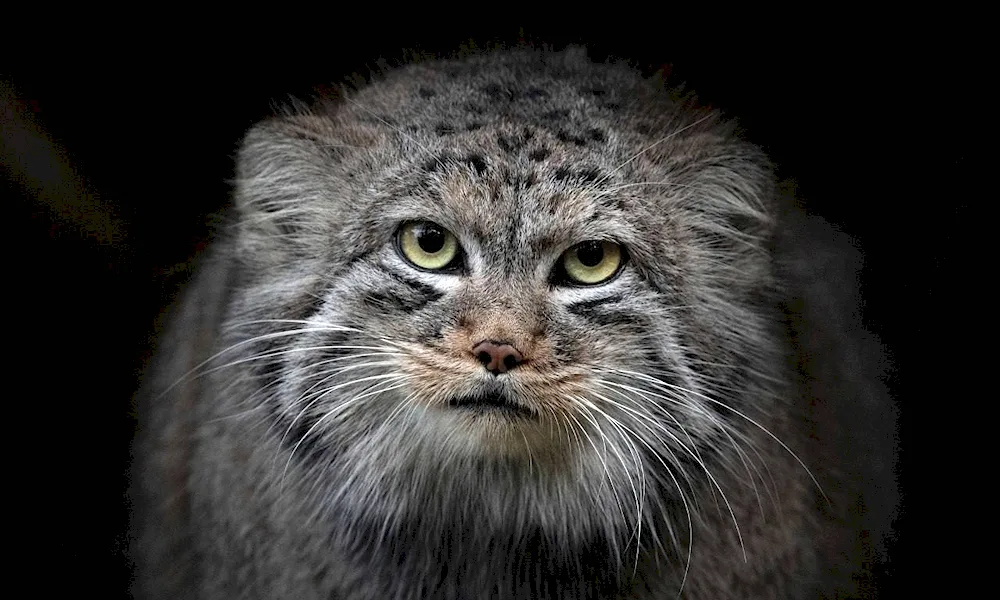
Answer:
(131, 47, 896, 599)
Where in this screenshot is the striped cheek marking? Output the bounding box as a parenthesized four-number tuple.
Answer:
(362, 262, 447, 314)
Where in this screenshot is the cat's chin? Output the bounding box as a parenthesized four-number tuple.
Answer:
(429, 395, 577, 463)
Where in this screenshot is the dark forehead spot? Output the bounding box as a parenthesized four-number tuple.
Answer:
(502, 167, 537, 190)
(498, 134, 518, 154)
(579, 167, 603, 183)
(535, 195, 600, 226)
(554, 166, 604, 184)
(466, 122, 483, 131)
(420, 153, 486, 175)
(542, 109, 570, 121)
(482, 83, 516, 102)
(525, 87, 549, 99)
(588, 88, 607, 97)
(462, 154, 488, 175)
(497, 128, 535, 154)
(422, 154, 448, 173)
(588, 128, 606, 143)
(529, 147, 551, 162)
(598, 193, 628, 212)
(418, 87, 437, 99)
(556, 130, 588, 147)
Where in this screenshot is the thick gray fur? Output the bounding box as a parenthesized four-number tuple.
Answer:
(131, 47, 896, 599)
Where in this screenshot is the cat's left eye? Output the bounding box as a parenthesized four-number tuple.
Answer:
(397, 221, 461, 271)
(558, 240, 624, 285)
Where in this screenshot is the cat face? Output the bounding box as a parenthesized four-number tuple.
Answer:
(225, 51, 781, 525)
(310, 153, 667, 458)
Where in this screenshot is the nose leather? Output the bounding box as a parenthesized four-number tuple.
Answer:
(471, 340, 523, 374)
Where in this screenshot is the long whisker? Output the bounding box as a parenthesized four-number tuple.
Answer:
(279, 366, 404, 442)
(596, 377, 769, 519)
(280, 376, 410, 489)
(224, 319, 410, 350)
(587, 376, 746, 562)
(577, 392, 649, 575)
(565, 407, 628, 528)
(204, 344, 404, 378)
(156, 324, 375, 396)
(589, 384, 696, 595)
(574, 397, 644, 523)
(608, 366, 828, 505)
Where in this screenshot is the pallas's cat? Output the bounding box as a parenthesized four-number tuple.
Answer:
(131, 48, 895, 599)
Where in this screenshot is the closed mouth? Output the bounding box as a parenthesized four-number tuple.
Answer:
(448, 392, 536, 419)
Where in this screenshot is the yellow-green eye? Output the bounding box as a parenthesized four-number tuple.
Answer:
(560, 240, 623, 285)
(398, 221, 460, 270)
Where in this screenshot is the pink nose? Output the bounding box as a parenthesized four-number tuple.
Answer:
(472, 340, 523, 374)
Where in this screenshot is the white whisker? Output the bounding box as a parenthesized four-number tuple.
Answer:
(280, 377, 410, 489)
(607, 366, 828, 506)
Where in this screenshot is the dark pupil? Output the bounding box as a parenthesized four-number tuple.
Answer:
(416, 223, 446, 253)
(576, 242, 604, 267)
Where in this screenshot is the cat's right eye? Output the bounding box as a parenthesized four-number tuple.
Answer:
(556, 240, 625, 286)
(397, 221, 462, 271)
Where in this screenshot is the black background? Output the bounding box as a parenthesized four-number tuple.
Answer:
(4, 16, 975, 597)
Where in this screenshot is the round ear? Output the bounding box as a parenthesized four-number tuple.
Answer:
(233, 114, 380, 267)
(666, 133, 778, 242)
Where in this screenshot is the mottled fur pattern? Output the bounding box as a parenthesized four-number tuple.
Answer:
(131, 47, 895, 598)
